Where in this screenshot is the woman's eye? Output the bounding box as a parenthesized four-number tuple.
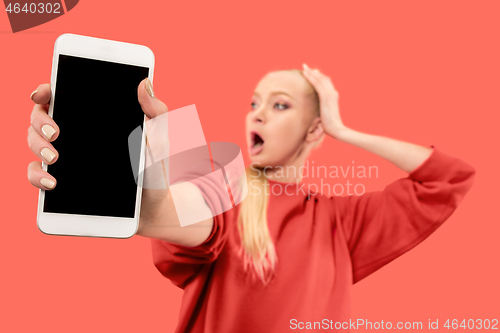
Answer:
(250, 102, 288, 110)
(275, 103, 288, 110)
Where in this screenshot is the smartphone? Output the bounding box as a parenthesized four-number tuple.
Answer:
(36, 33, 154, 238)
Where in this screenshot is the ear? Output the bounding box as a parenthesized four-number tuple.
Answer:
(306, 117, 325, 144)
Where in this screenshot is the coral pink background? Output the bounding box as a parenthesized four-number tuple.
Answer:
(1, 1, 498, 332)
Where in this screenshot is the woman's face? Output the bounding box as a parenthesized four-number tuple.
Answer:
(246, 70, 318, 168)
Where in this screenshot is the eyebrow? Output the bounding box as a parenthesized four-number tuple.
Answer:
(253, 90, 297, 102)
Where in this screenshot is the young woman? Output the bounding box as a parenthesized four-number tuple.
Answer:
(27, 64, 476, 332)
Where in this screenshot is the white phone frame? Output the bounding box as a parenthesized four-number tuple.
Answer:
(37, 33, 154, 239)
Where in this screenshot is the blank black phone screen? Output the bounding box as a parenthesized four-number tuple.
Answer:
(43, 54, 149, 218)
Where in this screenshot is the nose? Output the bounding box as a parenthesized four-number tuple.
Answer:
(251, 106, 266, 123)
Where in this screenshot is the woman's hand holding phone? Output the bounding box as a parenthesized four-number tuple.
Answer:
(27, 83, 59, 190)
(27, 79, 214, 246)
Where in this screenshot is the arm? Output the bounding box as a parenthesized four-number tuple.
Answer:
(302, 64, 476, 284)
(136, 81, 234, 288)
(135, 78, 214, 247)
(334, 127, 434, 174)
(333, 146, 475, 283)
(301, 63, 432, 173)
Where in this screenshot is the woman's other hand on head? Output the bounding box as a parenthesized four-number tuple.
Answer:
(302, 64, 348, 140)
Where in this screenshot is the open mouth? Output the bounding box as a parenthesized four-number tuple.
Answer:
(249, 131, 265, 155)
(252, 132, 264, 148)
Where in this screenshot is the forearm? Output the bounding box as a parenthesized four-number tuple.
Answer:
(335, 127, 434, 174)
(137, 185, 214, 247)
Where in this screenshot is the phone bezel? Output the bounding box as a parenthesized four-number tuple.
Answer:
(37, 33, 154, 239)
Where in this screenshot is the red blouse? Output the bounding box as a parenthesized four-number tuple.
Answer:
(150, 146, 475, 333)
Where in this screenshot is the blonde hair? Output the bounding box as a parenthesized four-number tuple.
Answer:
(237, 68, 321, 285)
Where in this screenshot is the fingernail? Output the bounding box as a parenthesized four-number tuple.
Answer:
(30, 90, 39, 101)
(41, 124, 56, 140)
(40, 148, 56, 163)
(303, 63, 310, 70)
(145, 78, 155, 98)
(40, 177, 55, 189)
